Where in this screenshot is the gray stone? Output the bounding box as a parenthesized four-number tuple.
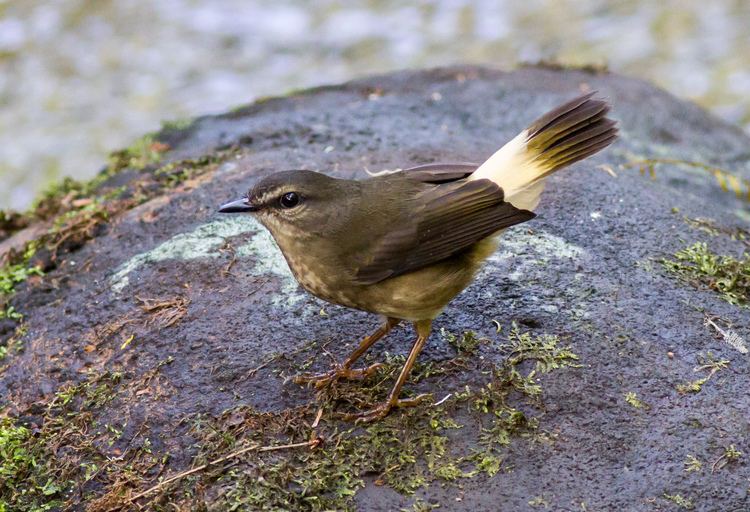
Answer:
(1, 65, 748, 511)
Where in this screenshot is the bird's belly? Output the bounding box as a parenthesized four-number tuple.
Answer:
(285, 238, 499, 321)
(363, 259, 480, 320)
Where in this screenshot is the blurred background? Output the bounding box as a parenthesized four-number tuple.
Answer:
(1, 0, 749, 210)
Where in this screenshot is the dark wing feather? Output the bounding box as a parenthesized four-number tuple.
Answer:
(401, 163, 479, 183)
(353, 179, 535, 285)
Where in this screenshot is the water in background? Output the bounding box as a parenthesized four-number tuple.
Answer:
(1, 0, 749, 210)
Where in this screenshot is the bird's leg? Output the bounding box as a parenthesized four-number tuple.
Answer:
(294, 317, 400, 389)
(342, 319, 433, 423)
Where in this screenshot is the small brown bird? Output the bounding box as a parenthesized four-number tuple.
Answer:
(219, 92, 617, 421)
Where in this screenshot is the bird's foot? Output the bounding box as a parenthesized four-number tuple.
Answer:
(340, 393, 432, 423)
(293, 363, 384, 389)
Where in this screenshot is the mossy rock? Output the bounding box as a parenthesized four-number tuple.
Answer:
(1, 65, 749, 511)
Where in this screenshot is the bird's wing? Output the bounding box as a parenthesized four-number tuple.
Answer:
(353, 178, 535, 285)
(400, 163, 479, 183)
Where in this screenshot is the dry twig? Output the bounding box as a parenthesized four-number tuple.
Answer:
(137, 295, 190, 328)
(123, 438, 320, 506)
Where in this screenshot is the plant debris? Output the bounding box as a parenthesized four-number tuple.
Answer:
(1, 327, 581, 511)
(676, 353, 729, 394)
(137, 295, 191, 329)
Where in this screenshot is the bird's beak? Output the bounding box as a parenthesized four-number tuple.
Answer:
(218, 197, 258, 213)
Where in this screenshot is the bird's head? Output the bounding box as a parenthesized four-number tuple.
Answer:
(218, 170, 358, 239)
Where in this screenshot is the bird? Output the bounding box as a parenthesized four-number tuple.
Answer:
(219, 92, 617, 422)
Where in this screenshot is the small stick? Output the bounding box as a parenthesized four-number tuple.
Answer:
(126, 438, 319, 504)
(221, 242, 237, 276)
(311, 407, 324, 429)
(247, 353, 281, 378)
(433, 393, 453, 407)
(250, 340, 318, 378)
(710, 450, 736, 473)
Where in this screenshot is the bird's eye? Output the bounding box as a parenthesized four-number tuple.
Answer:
(279, 192, 300, 208)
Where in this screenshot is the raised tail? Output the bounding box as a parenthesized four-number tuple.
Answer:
(469, 92, 618, 211)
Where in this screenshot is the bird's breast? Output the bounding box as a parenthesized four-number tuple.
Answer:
(275, 236, 358, 306)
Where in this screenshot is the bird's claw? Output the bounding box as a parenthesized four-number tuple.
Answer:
(293, 362, 384, 389)
(341, 393, 432, 423)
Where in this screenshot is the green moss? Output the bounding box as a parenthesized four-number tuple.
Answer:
(183, 405, 464, 511)
(107, 134, 168, 174)
(4, 135, 239, 295)
(0, 264, 42, 296)
(0, 306, 23, 322)
(676, 352, 729, 394)
(676, 378, 708, 394)
(442, 328, 483, 355)
(37, 148, 237, 259)
(0, 246, 42, 296)
(30, 177, 91, 219)
(3, 325, 579, 510)
(1, 115, 240, 283)
(528, 495, 550, 508)
(117, 327, 580, 511)
(0, 375, 113, 511)
(1, 126, 241, 370)
(663, 493, 694, 510)
(0, 419, 66, 512)
(153, 151, 235, 187)
(0, 369, 155, 511)
(30, 169, 125, 223)
(25, 132, 168, 226)
(0, 244, 42, 334)
(624, 391, 647, 409)
(525, 59, 610, 75)
(0, 324, 27, 363)
(461, 327, 579, 459)
(504, 328, 580, 370)
(403, 499, 440, 512)
(712, 444, 743, 472)
(662, 242, 750, 306)
(684, 455, 702, 473)
(160, 118, 194, 131)
(723, 444, 742, 461)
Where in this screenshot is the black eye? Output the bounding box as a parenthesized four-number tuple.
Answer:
(279, 192, 300, 208)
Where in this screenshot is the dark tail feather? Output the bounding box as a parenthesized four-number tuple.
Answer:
(526, 92, 618, 176)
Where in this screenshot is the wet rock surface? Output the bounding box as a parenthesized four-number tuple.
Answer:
(1, 65, 749, 511)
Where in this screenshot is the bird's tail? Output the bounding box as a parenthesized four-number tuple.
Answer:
(469, 92, 617, 211)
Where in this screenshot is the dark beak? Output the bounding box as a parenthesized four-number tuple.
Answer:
(218, 197, 258, 213)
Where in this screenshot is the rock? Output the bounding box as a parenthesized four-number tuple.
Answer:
(1, 65, 749, 511)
